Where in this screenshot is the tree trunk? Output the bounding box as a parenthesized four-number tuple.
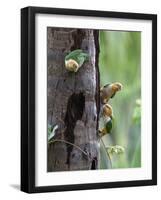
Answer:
(47, 28, 100, 171)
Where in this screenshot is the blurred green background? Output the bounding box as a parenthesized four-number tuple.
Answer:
(99, 30, 141, 169)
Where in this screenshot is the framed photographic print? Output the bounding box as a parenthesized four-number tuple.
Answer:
(21, 6, 157, 193)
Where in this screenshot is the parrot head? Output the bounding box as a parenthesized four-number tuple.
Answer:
(102, 103, 113, 118)
(65, 59, 79, 72)
(111, 82, 123, 92)
(65, 49, 89, 72)
(99, 127, 107, 136)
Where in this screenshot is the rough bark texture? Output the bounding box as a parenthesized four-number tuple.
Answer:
(47, 28, 100, 172)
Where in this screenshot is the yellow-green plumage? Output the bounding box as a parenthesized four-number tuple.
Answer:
(105, 118, 113, 133)
(65, 49, 89, 72)
(99, 116, 114, 137)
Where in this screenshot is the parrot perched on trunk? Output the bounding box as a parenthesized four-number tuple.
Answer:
(100, 82, 123, 104)
(99, 104, 114, 137)
(102, 103, 113, 118)
(65, 49, 89, 72)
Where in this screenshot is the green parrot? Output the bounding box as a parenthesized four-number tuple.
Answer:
(99, 103, 114, 137)
(65, 49, 89, 72)
(99, 115, 114, 137)
(100, 82, 123, 104)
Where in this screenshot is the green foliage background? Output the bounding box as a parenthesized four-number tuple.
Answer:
(99, 31, 141, 169)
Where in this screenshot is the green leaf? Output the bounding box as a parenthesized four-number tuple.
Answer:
(48, 124, 58, 142)
(106, 145, 125, 155)
(48, 124, 52, 135)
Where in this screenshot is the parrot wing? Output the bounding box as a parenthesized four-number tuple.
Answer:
(77, 53, 89, 66)
(110, 92, 116, 98)
(103, 83, 110, 88)
(106, 119, 112, 133)
(65, 49, 83, 61)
